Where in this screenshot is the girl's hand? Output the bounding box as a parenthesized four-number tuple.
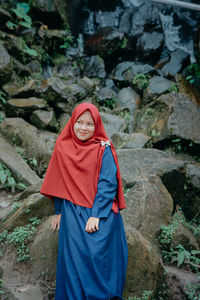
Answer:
(85, 217, 100, 233)
(51, 214, 61, 231)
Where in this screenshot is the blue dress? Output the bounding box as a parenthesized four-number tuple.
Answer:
(54, 147, 128, 300)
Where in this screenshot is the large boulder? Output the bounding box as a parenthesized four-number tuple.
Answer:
(30, 216, 58, 279)
(6, 97, 47, 117)
(30, 110, 58, 131)
(117, 148, 184, 188)
(135, 92, 200, 147)
(4, 193, 54, 230)
(123, 175, 173, 243)
(85, 27, 128, 58)
(0, 118, 57, 175)
(0, 135, 40, 186)
(3, 79, 41, 98)
(123, 228, 164, 298)
(136, 32, 163, 63)
(100, 112, 128, 138)
(117, 87, 141, 132)
(111, 132, 151, 149)
(143, 76, 174, 104)
(0, 43, 13, 84)
(84, 55, 106, 79)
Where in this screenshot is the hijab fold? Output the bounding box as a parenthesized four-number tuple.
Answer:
(40, 103, 126, 212)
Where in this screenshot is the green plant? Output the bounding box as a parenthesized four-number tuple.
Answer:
(185, 63, 200, 87)
(158, 214, 200, 272)
(121, 36, 128, 49)
(0, 162, 27, 193)
(96, 97, 116, 110)
(0, 91, 7, 107)
(133, 74, 149, 91)
(6, 3, 32, 30)
(168, 83, 179, 93)
(23, 44, 38, 57)
(7, 203, 22, 217)
(185, 281, 200, 300)
(0, 218, 41, 262)
(60, 29, 76, 49)
(126, 290, 154, 300)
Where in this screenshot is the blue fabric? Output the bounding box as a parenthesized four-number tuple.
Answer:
(54, 197, 62, 215)
(54, 147, 128, 300)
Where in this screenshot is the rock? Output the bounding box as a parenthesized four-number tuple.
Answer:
(123, 227, 164, 298)
(9, 284, 43, 300)
(143, 76, 174, 104)
(123, 175, 173, 243)
(30, 216, 58, 279)
(117, 87, 141, 132)
(117, 148, 184, 188)
(65, 83, 87, 102)
(0, 135, 40, 186)
(185, 164, 200, 190)
(1, 33, 36, 62)
(12, 58, 31, 76)
(110, 61, 133, 81)
(111, 61, 156, 84)
(78, 76, 96, 92)
(118, 11, 132, 34)
(136, 92, 200, 146)
(52, 61, 81, 79)
(14, 180, 43, 202)
(100, 112, 127, 138)
(85, 27, 128, 58)
(129, 1, 160, 37)
(59, 113, 71, 133)
(4, 193, 54, 230)
(111, 132, 151, 149)
(6, 97, 46, 117)
(3, 79, 40, 98)
(159, 12, 195, 62)
(42, 77, 87, 103)
(172, 219, 199, 251)
(0, 118, 57, 175)
(55, 102, 70, 114)
(136, 32, 163, 63)
(165, 266, 199, 297)
(175, 74, 200, 107)
(161, 49, 190, 78)
(0, 43, 13, 84)
(96, 87, 117, 109)
(84, 55, 106, 79)
(30, 110, 58, 131)
(31, 0, 67, 27)
(26, 60, 42, 74)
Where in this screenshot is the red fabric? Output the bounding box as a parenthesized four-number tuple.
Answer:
(40, 103, 126, 212)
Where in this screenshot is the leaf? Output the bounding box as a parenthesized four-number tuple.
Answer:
(177, 250, 185, 267)
(0, 172, 7, 184)
(6, 20, 17, 30)
(18, 21, 32, 29)
(23, 45, 38, 57)
(17, 183, 27, 190)
(17, 2, 30, 14)
(7, 176, 16, 186)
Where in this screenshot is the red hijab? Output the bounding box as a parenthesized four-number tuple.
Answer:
(40, 103, 126, 212)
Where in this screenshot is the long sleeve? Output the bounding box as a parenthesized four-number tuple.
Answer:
(91, 146, 118, 219)
(54, 197, 63, 215)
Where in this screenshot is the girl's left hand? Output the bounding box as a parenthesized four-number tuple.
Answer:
(85, 217, 100, 233)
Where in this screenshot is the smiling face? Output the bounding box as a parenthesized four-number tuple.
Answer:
(73, 110, 95, 141)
